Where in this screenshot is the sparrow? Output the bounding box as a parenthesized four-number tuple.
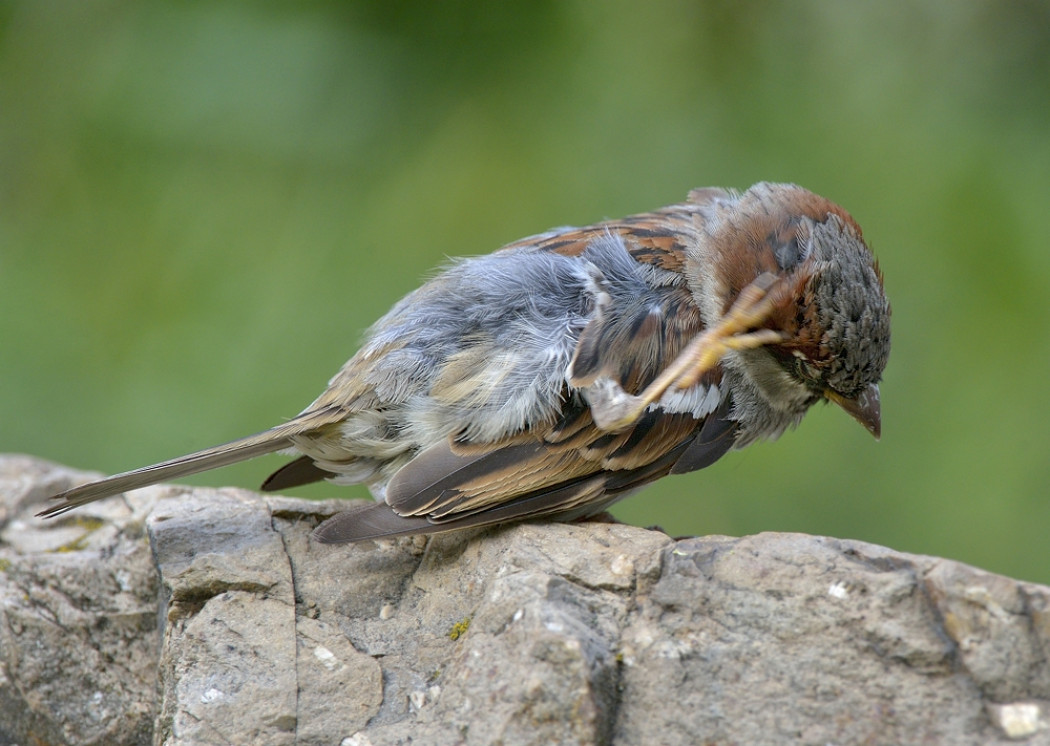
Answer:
(39, 182, 891, 543)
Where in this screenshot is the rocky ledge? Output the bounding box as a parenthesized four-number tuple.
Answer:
(1, 454, 1048, 745)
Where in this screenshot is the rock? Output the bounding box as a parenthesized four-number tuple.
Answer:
(1, 454, 1048, 745)
(0, 456, 159, 746)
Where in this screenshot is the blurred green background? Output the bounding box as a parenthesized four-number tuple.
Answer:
(3, 2, 1049, 583)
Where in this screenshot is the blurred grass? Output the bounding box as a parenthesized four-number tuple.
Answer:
(3, 1, 1049, 583)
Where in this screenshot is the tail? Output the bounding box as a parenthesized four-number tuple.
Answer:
(37, 423, 304, 518)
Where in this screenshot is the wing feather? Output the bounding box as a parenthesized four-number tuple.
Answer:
(364, 213, 740, 537)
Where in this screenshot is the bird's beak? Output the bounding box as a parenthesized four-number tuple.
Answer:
(825, 383, 881, 440)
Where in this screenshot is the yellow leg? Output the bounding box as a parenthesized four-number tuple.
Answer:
(589, 274, 786, 432)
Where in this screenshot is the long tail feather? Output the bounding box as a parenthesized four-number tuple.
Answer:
(38, 427, 296, 518)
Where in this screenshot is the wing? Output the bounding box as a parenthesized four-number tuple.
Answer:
(315, 191, 741, 543)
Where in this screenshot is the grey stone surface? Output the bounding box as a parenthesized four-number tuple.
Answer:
(0, 455, 160, 746)
(2, 454, 1049, 745)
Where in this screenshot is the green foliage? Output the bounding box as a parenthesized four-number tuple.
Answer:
(3, 1, 1048, 582)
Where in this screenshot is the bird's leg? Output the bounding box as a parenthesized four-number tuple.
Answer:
(588, 274, 786, 432)
(667, 274, 787, 390)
